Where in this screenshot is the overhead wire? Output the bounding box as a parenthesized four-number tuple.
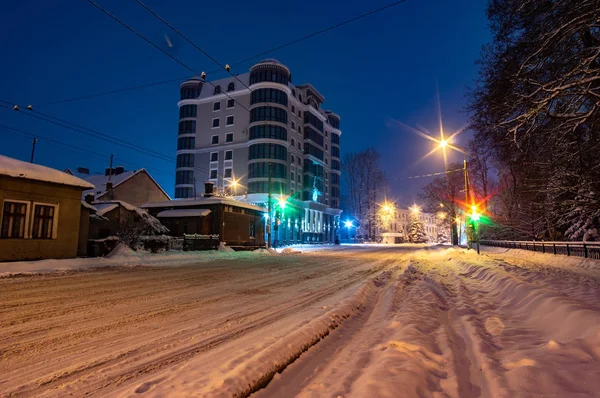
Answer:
(35, 0, 408, 107)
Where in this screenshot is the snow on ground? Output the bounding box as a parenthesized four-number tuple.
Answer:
(1, 244, 599, 397)
(0, 244, 272, 276)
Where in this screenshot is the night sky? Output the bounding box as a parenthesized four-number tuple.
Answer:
(1, 0, 489, 206)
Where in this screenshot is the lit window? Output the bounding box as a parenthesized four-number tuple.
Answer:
(1, 200, 29, 239)
(211, 135, 219, 145)
(212, 118, 220, 128)
(213, 102, 221, 111)
(226, 115, 234, 126)
(226, 133, 233, 142)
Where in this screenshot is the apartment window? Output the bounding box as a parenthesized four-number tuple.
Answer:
(214, 85, 221, 95)
(177, 154, 194, 167)
(291, 121, 295, 129)
(291, 172, 295, 181)
(1, 200, 28, 238)
(224, 168, 232, 178)
(226, 115, 234, 126)
(225, 150, 233, 160)
(212, 135, 219, 145)
(213, 101, 221, 111)
(227, 99, 235, 108)
(212, 118, 220, 128)
(299, 95, 303, 102)
(210, 152, 218, 162)
(297, 142, 301, 150)
(297, 126, 301, 134)
(210, 170, 218, 179)
(298, 110, 301, 117)
(249, 222, 255, 239)
(176, 170, 193, 184)
(226, 133, 233, 142)
(325, 144, 328, 151)
(178, 120, 196, 135)
(325, 131, 328, 137)
(291, 138, 295, 147)
(291, 154, 295, 163)
(179, 104, 197, 118)
(292, 105, 295, 113)
(297, 174, 301, 183)
(31, 204, 57, 239)
(227, 82, 235, 92)
(326, 158, 328, 165)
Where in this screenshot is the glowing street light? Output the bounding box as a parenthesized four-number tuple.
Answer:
(410, 205, 421, 214)
(345, 220, 354, 229)
(277, 195, 287, 210)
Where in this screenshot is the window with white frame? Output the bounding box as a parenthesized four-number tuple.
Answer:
(226, 115, 234, 126)
(211, 135, 219, 145)
(31, 203, 58, 239)
(227, 99, 235, 108)
(212, 118, 220, 128)
(224, 168, 232, 178)
(225, 150, 233, 160)
(1, 200, 29, 239)
(210, 170, 218, 179)
(210, 152, 218, 162)
(226, 133, 233, 143)
(213, 102, 221, 111)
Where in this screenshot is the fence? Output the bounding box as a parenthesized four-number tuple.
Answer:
(183, 234, 220, 251)
(480, 240, 600, 260)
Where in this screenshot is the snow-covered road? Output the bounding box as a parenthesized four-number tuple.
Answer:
(1, 245, 599, 397)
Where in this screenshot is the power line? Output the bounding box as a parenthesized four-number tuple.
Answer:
(36, 0, 408, 107)
(0, 123, 173, 176)
(391, 168, 464, 181)
(0, 103, 221, 180)
(88, 0, 250, 113)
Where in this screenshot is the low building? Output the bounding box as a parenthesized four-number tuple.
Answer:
(387, 208, 442, 243)
(0, 155, 94, 261)
(65, 166, 170, 206)
(142, 182, 266, 249)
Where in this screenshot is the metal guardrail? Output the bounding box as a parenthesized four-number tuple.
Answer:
(480, 240, 600, 260)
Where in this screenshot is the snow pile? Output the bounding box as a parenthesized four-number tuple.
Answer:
(218, 242, 234, 252)
(105, 243, 138, 258)
(280, 247, 301, 255)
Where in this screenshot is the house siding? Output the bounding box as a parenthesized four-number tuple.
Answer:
(98, 171, 169, 206)
(0, 175, 83, 261)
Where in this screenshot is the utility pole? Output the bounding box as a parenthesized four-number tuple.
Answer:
(30, 138, 37, 163)
(267, 162, 272, 249)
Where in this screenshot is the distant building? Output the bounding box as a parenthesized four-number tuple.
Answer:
(390, 209, 441, 242)
(0, 155, 94, 261)
(174, 59, 342, 244)
(65, 166, 170, 206)
(142, 182, 266, 248)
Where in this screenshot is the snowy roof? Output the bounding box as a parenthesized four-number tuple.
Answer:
(94, 203, 119, 217)
(0, 155, 94, 189)
(74, 169, 170, 201)
(142, 197, 266, 212)
(157, 209, 212, 218)
(81, 201, 98, 212)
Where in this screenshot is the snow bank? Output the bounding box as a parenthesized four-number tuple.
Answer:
(218, 242, 234, 252)
(0, 248, 273, 276)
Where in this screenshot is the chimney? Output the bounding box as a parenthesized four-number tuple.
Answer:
(77, 167, 90, 175)
(204, 181, 215, 197)
(84, 193, 95, 204)
(106, 181, 113, 193)
(115, 166, 125, 175)
(105, 167, 113, 176)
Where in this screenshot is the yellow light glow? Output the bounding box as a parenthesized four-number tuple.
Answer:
(439, 139, 448, 148)
(471, 205, 477, 212)
(410, 205, 420, 214)
(231, 179, 238, 187)
(383, 205, 391, 212)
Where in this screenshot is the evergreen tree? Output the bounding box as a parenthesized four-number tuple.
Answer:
(408, 214, 428, 243)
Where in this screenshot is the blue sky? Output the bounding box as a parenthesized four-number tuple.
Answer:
(1, 0, 489, 204)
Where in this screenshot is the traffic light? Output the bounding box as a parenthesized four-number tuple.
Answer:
(469, 205, 480, 222)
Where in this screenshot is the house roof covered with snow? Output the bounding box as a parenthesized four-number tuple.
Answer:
(0, 155, 94, 189)
(65, 168, 170, 201)
(157, 209, 212, 218)
(141, 197, 266, 212)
